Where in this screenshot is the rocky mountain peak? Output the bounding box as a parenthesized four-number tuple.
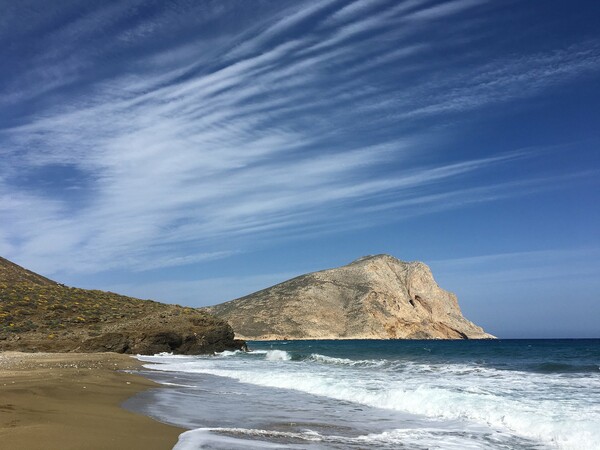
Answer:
(209, 255, 494, 340)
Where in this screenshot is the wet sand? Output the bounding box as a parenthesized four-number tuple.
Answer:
(0, 351, 184, 450)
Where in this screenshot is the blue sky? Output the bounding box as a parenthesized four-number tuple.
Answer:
(1, 0, 599, 338)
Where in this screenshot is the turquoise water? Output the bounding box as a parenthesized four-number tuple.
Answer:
(132, 339, 600, 449)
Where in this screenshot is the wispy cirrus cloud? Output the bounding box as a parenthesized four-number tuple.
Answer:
(430, 247, 600, 286)
(396, 43, 600, 119)
(405, 0, 486, 21)
(1, 0, 598, 277)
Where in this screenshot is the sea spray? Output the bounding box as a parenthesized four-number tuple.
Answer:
(136, 339, 600, 450)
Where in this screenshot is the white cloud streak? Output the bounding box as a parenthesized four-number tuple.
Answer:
(1, 0, 598, 276)
(405, 0, 487, 21)
(430, 248, 600, 285)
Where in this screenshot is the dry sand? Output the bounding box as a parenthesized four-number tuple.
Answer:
(0, 351, 184, 450)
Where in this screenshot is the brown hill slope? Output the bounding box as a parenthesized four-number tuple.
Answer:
(208, 254, 494, 340)
(0, 257, 243, 354)
(0, 256, 56, 286)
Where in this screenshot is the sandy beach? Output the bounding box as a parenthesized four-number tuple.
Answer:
(0, 351, 184, 450)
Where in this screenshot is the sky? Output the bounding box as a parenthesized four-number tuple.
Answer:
(1, 0, 599, 338)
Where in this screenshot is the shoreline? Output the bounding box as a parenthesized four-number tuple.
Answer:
(0, 351, 184, 450)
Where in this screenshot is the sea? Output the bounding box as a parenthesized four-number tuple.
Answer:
(125, 339, 600, 450)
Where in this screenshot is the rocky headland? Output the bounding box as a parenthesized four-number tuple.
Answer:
(208, 254, 494, 340)
(0, 256, 244, 354)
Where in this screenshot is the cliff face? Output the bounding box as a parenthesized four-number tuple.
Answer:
(208, 255, 494, 340)
(0, 256, 244, 354)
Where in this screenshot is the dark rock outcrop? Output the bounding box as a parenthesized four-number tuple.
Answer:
(79, 308, 240, 354)
(208, 254, 494, 340)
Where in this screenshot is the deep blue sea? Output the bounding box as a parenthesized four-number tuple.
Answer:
(128, 339, 600, 449)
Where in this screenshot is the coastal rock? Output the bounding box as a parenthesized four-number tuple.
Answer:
(80, 309, 239, 354)
(208, 254, 494, 340)
(0, 256, 243, 354)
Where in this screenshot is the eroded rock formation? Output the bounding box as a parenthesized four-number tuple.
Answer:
(208, 255, 494, 340)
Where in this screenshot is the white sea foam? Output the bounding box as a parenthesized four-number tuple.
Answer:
(137, 353, 194, 362)
(159, 381, 198, 388)
(358, 428, 507, 450)
(174, 428, 302, 449)
(308, 353, 386, 368)
(142, 354, 600, 450)
(216, 350, 242, 357)
(308, 353, 355, 365)
(264, 350, 292, 361)
(173, 426, 504, 450)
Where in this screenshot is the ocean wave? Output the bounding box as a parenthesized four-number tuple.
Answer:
(145, 360, 599, 450)
(140, 352, 192, 359)
(264, 350, 292, 361)
(307, 353, 386, 368)
(530, 362, 600, 374)
(215, 350, 242, 357)
(174, 427, 300, 449)
(159, 381, 198, 388)
(136, 354, 196, 364)
(139, 345, 600, 450)
(173, 426, 516, 450)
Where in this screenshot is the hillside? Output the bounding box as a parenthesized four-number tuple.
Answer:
(208, 254, 494, 340)
(0, 256, 243, 354)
